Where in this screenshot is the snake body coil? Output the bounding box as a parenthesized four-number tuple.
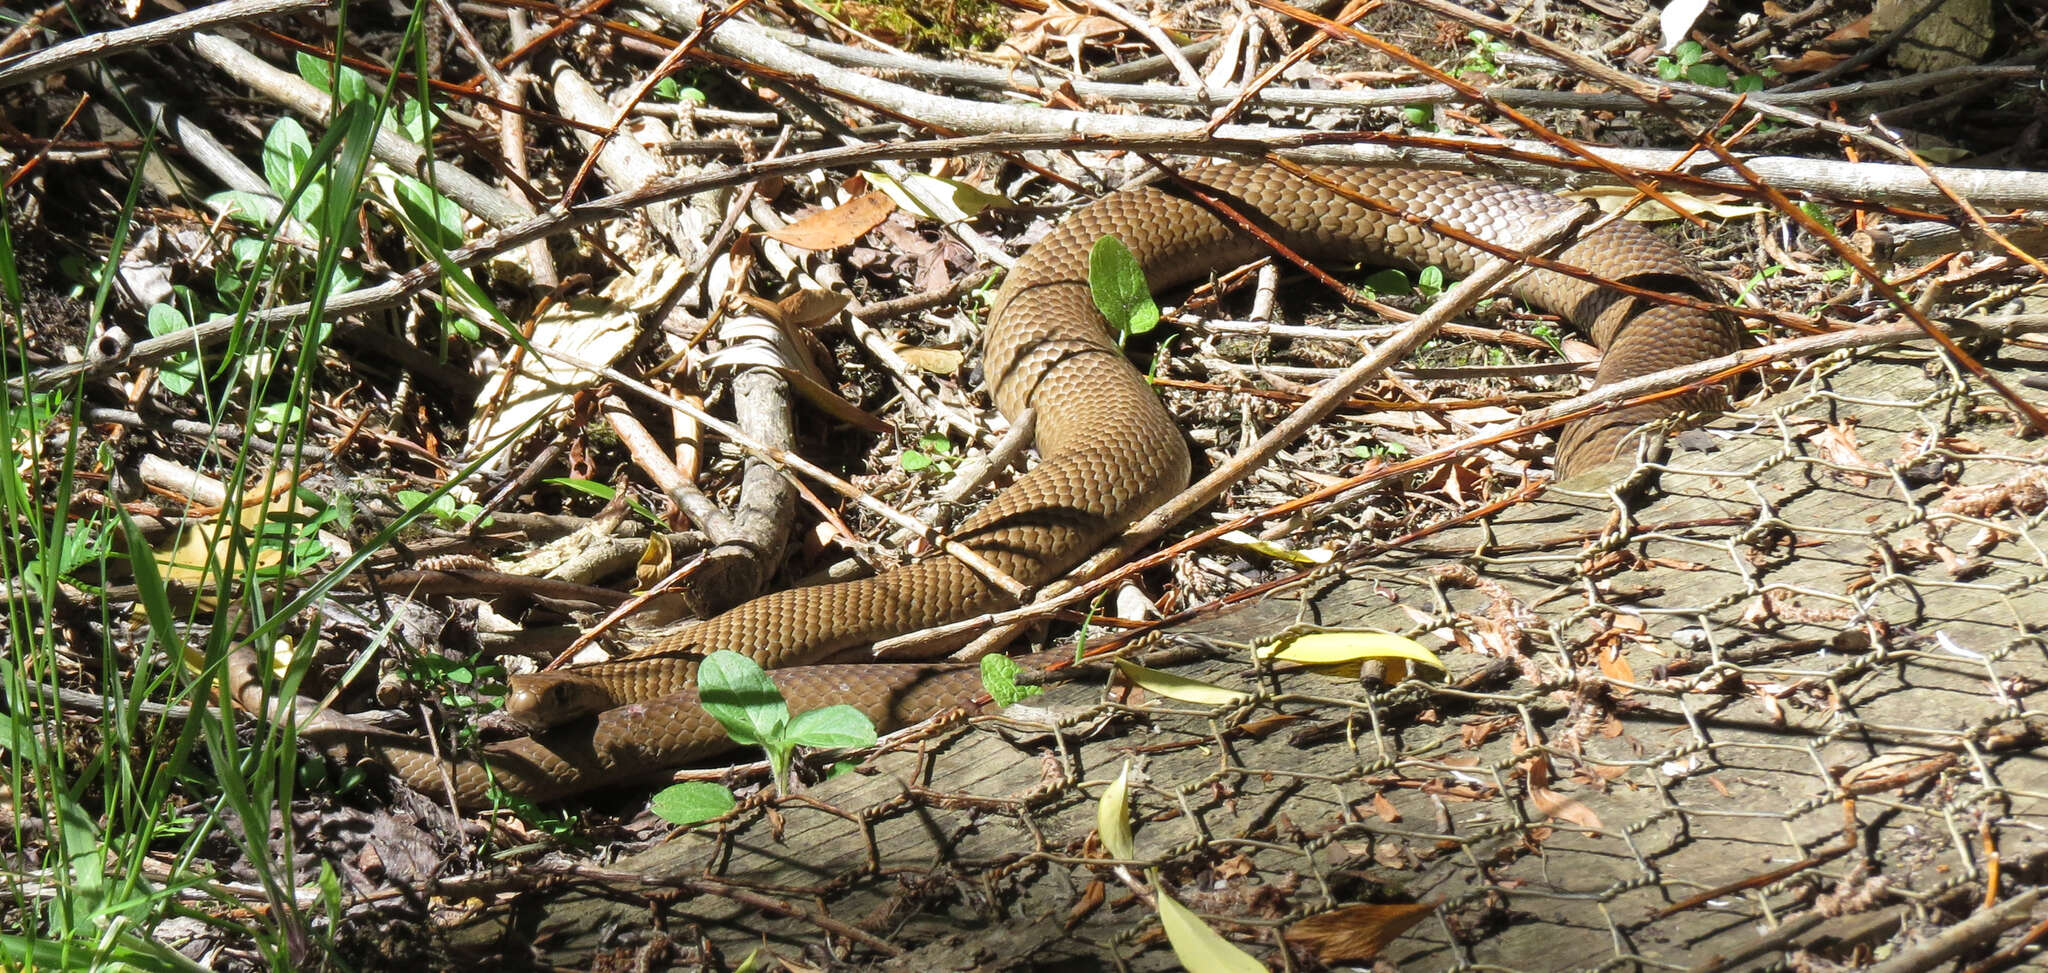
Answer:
(268, 164, 1742, 808)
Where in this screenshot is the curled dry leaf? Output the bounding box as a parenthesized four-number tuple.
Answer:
(1524, 756, 1605, 833)
(1285, 902, 1436, 964)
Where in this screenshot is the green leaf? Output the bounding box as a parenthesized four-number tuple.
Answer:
(1097, 761, 1136, 860)
(261, 118, 316, 213)
(697, 650, 789, 746)
(1686, 63, 1729, 87)
(1416, 265, 1446, 298)
(545, 477, 617, 500)
(1361, 268, 1412, 296)
(1157, 889, 1267, 973)
(145, 304, 199, 395)
(900, 450, 934, 472)
(393, 175, 465, 250)
(1732, 74, 1764, 94)
(980, 654, 1043, 707)
(651, 781, 738, 825)
(1088, 235, 1159, 338)
(784, 705, 878, 749)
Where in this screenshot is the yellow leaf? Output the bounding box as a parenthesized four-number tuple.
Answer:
(1218, 529, 1333, 565)
(1258, 630, 1445, 675)
(894, 343, 966, 374)
(1114, 659, 1250, 707)
(1156, 889, 1267, 973)
(865, 171, 1010, 224)
(1097, 761, 1135, 860)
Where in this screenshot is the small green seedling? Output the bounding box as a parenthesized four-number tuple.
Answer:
(1458, 29, 1508, 77)
(395, 488, 491, 527)
(696, 650, 878, 797)
(899, 432, 959, 475)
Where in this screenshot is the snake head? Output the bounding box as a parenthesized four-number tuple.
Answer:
(504, 673, 616, 728)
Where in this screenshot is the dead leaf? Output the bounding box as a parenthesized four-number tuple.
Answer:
(1810, 421, 1878, 485)
(764, 191, 896, 251)
(1525, 756, 1605, 832)
(777, 288, 850, 329)
(1595, 643, 1636, 692)
(1370, 791, 1400, 823)
(1286, 902, 1436, 964)
(894, 343, 965, 374)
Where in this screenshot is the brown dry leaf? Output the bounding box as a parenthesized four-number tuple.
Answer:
(1372, 841, 1411, 870)
(1595, 644, 1637, 692)
(1065, 878, 1106, 929)
(764, 191, 896, 251)
(1370, 791, 1401, 823)
(1810, 421, 1877, 485)
(999, 0, 1125, 69)
(1286, 902, 1436, 965)
(777, 288, 850, 329)
(1525, 757, 1605, 832)
(1769, 15, 1872, 73)
(1214, 854, 1256, 880)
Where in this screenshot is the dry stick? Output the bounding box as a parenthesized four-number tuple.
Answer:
(0, 0, 323, 88)
(499, 8, 559, 287)
(766, 22, 2043, 116)
(1247, 0, 1707, 228)
(10, 132, 1309, 393)
(641, 0, 2048, 210)
(604, 397, 736, 539)
(900, 205, 1594, 661)
(1404, 0, 1924, 161)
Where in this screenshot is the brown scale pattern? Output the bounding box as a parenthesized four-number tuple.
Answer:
(331, 165, 1743, 806)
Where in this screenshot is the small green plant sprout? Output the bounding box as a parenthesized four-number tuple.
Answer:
(1087, 234, 1159, 345)
(1532, 322, 1567, 356)
(394, 488, 491, 528)
(1352, 440, 1410, 462)
(695, 650, 879, 797)
(1458, 29, 1509, 77)
(898, 431, 959, 475)
(1654, 41, 1764, 92)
